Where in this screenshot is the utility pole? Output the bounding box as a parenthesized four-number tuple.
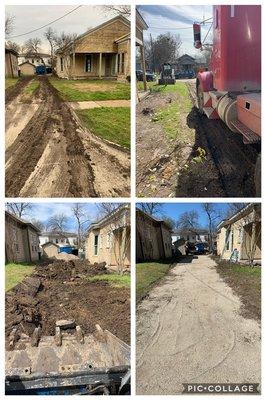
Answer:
(150, 33, 155, 72)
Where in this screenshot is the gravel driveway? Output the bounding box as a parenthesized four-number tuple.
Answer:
(136, 255, 260, 395)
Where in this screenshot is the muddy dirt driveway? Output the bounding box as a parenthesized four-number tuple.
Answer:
(5, 77, 130, 197)
(136, 256, 260, 394)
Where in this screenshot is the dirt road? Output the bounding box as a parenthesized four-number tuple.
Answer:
(5, 77, 130, 197)
(136, 256, 260, 395)
(136, 80, 259, 197)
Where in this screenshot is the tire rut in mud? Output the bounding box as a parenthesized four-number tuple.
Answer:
(5, 76, 97, 197)
(5, 76, 33, 105)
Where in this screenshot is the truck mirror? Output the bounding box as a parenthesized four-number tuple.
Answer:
(193, 23, 202, 49)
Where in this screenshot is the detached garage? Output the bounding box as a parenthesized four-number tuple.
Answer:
(42, 242, 59, 258)
(19, 61, 35, 76)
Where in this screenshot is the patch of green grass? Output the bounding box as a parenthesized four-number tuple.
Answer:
(136, 261, 173, 302)
(23, 80, 39, 96)
(49, 78, 130, 101)
(5, 77, 19, 89)
(152, 83, 192, 141)
(5, 263, 35, 292)
(87, 273, 130, 288)
(77, 107, 130, 149)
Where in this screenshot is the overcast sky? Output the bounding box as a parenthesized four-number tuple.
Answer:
(5, 5, 121, 52)
(137, 5, 213, 56)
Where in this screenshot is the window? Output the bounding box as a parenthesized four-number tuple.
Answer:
(85, 54, 92, 72)
(225, 228, 230, 250)
(32, 59, 34, 64)
(60, 57, 63, 72)
(94, 234, 99, 255)
(56, 239, 59, 244)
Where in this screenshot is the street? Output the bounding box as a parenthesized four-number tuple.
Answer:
(136, 255, 260, 394)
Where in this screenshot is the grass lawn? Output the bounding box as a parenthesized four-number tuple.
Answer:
(49, 78, 130, 101)
(77, 107, 130, 149)
(5, 77, 19, 89)
(6, 263, 35, 292)
(151, 82, 193, 141)
(213, 257, 261, 320)
(87, 273, 130, 288)
(136, 261, 173, 302)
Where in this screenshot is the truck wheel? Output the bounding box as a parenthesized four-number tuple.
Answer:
(254, 153, 261, 196)
(197, 85, 204, 114)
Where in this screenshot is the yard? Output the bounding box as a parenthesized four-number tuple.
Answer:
(5, 263, 35, 292)
(49, 78, 130, 101)
(213, 257, 261, 320)
(136, 260, 174, 302)
(77, 107, 130, 149)
(5, 77, 19, 89)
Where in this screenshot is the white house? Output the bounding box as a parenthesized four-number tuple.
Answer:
(39, 231, 78, 248)
(171, 228, 210, 244)
(18, 52, 51, 67)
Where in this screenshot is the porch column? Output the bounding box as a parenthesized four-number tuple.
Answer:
(115, 54, 118, 75)
(72, 41, 76, 79)
(99, 52, 102, 78)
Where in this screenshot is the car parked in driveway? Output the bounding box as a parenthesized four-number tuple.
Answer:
(194, 242, 206, 255)
(136, 69, 155, 82)
(175, 70, 195, 79)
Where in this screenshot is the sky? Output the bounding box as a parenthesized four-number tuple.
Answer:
(137, 5, 213, 56)
(5, 5, 120, 52)
(137, 203, 236, 228)
(6, 202, 120, 232)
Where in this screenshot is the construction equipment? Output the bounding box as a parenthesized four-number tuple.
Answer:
(194, 5, 261, 145)
(6, 323, 130, 395)
(158, 63, 176, 85)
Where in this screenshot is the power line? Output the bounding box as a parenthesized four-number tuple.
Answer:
(6, 5, 83, 39)
(148, 17, 213, 31)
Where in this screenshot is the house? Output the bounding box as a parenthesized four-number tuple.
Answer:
(172, 54, 207, 75)
(5, 211, 40, 263)
(18, 52, 51, 67)
(216, 203, 261, 263)
(5, 47, 19, 78)
(86, 205, 130, 272)
(136, 9, 148, 92)
(39, 231, 78, 247)
(136, 209, 172, 262)
(56, 15, 130, 81)
(172, 228, 210, 244)
(19, 61, 36, 76)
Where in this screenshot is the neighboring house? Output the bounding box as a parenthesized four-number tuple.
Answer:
(56, 15, 130, 81)
(5, 47, 19, 78)
(18, 52, 51, 67)
(172, 54, 207, 75)
(42, 242, 60, 258)
(136, 8, 148, 92)
(39, 231, 78, 248)
(86, 205, 130, 272)
(5, 211, 40, 263)
(172, 228, 210, 244)
(19, 61, 36, 76)
(216, 203, 261, 263)
(136, 209, 172, 262)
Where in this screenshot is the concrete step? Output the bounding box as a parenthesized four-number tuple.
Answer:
(231, 119, 260, 144)
(203, 106, 219, 119)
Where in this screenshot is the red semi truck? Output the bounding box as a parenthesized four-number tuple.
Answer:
(194, 5, 261, 145)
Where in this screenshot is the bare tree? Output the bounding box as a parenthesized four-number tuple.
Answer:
(25, 37, 46, 67)
(72, 203, 90, 249)
(54, 32, 78, 78)
(5, 40, 20, 53)
(44, 27, 56, 68)
(96, 203, 122, 218)
(151, 33, 182, 72)
(139, 203, 164, 216)
(5, 14, 15, 35)
(160, 215, 175, 230)
(99, 5, 131, 17)
(30, 219, 45, 231)
(6, 203, 33, 218)
(202, 203, 220, 252)
(47, 213, 68, 233)
(176, 211, 199, 231)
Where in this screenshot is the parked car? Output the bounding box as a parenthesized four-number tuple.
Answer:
(195, 242, 205, 255)
(136, 69, 155, 82)
(175, 70, 195, 79)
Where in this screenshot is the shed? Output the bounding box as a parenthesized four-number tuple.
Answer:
(5, 47, 19, 77)
(42, 242, 59, 258)
(19, 61, 35, 76)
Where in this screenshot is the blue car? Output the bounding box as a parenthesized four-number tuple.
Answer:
(195, 242, 205, 254)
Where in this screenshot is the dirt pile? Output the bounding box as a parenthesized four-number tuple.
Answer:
(5, 260, 130, 345)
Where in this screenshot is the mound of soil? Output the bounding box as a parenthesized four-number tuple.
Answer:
(5, 260, 130, 345)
